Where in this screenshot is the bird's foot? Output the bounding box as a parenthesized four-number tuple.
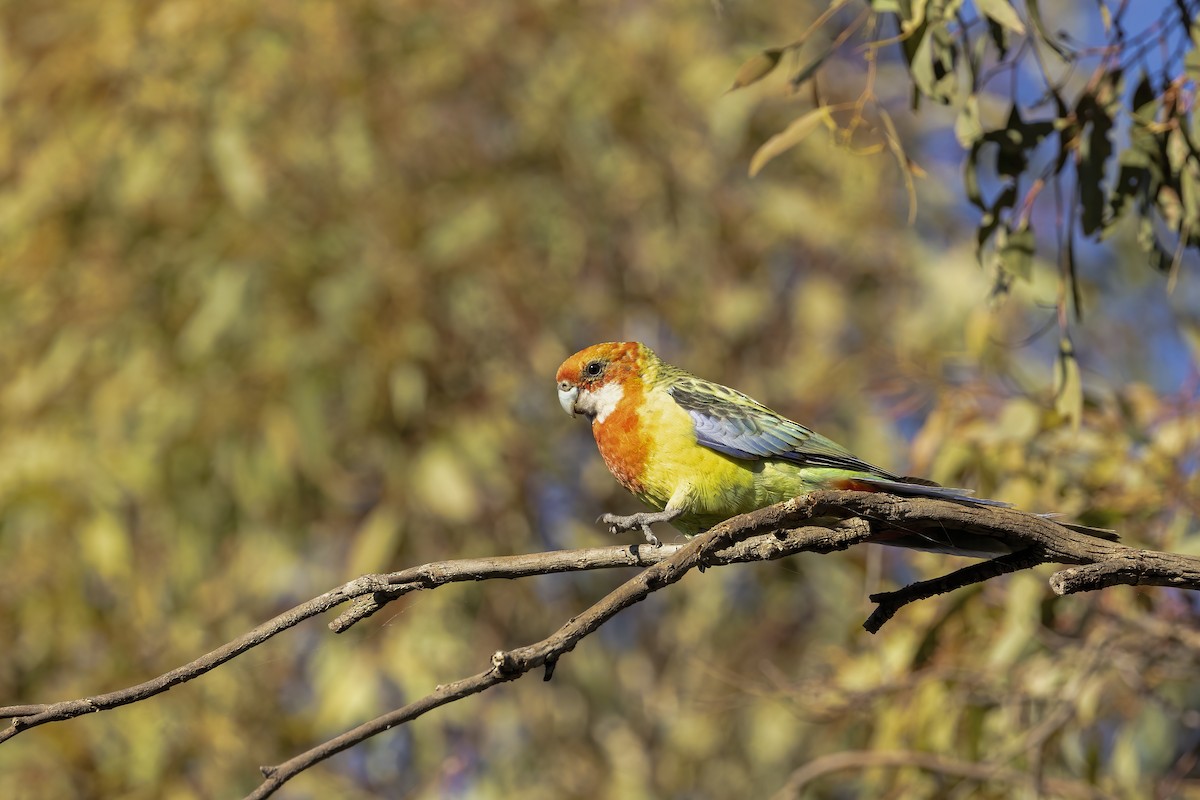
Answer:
(597, 511, 677, 547)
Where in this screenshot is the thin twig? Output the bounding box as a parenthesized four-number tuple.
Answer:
(330, 543, 688, 632)
(0, 576, 390, 732)
(770, 748, 1113, 799)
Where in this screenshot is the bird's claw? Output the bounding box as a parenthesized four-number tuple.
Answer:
(598, 512, 662, 547)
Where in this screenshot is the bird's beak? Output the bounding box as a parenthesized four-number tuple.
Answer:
(557, 384, 579, 417)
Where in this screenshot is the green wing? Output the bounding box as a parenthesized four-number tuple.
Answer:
(666, 376, 898, 478)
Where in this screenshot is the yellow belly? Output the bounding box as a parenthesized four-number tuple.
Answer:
(604, 387, 858, 535)
(592, 382, 851, 535)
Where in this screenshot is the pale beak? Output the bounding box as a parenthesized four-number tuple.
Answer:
(557, 384, 579, 417)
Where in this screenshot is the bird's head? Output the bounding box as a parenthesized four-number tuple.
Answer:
(555, 342, 650, 422)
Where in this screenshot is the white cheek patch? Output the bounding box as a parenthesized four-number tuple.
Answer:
(580, 381, 625, 423)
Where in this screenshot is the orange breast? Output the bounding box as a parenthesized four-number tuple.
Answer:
(592, 381, 649, 495)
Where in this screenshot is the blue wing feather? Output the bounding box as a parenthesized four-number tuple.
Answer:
(667, 378, 899, 478)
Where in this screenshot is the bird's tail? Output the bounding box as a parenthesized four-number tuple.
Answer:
(832, 476, 1119, 543)
(835, 476, 1013, 507)
(1037, 516, 1120, 541)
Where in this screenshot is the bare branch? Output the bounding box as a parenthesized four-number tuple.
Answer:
(250, 512, 875, 799)
(803, 491, 1123, 563)
(1049, 554, 1200, 595)
(3, 489, 1199, 800)
(0, 576, 389, 733)
(330, 543, 687, 632)
(0, 502, 857, 743)
(802, 491, 1200, 594)
(245, 491, 1200, 798)
(864, 549, 1048, 633)
(0, 546, 682, 731)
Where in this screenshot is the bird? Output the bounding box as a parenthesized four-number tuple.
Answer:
(555, 341, 1115, 557)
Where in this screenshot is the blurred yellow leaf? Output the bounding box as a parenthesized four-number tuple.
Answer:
(998, 222, 1036, 281)
(4, 331, 86, 415)
(346, 505, 403, 575)
(178, 268, 250, 360)
(976, 0, 1027, 35)
(390, 361, 428, 422)
(1178, 316, 1200, 364)
(413, 443, 480, 523)
(726, 48, 784, 93)
(82, 510, 133, 581)
(712, 284, 769, 338)
(209, 121, 266, 213)
(1054, 336, 1083, 430)
(748, 106, 832, 177)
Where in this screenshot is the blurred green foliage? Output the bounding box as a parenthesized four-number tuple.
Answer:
(0, 0, 1197, 798)
(735, 2, 1200, 429)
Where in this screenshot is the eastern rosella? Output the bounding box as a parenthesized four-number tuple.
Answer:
(556, 341, 1111, 557)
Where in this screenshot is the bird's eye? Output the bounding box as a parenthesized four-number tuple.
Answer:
(584, 360, 604, 377)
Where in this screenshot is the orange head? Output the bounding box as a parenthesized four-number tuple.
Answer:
(555, 342, 651, 421)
